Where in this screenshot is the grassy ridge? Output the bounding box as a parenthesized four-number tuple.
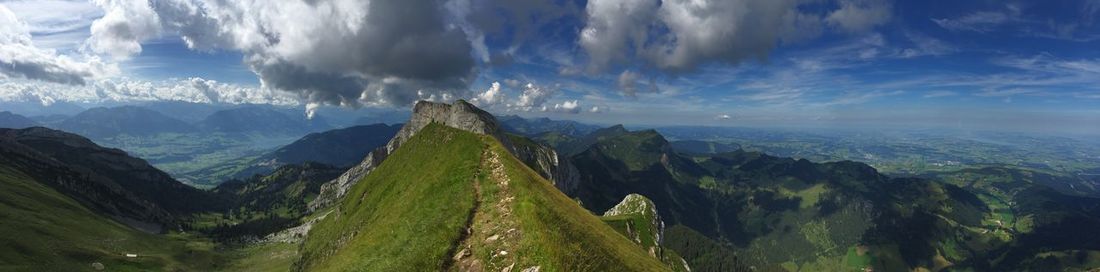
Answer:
(296, 123, 669, 271)
(0, 165, 226, 271)
(294, 123, 483, 271)
(487, 139, 669, 271)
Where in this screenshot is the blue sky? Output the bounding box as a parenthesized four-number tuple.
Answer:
(1, 0, 1098, 134)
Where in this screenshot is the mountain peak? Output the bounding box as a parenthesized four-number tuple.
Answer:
(312, 100, 509, 209)
(59, 105, 195, 138)
(409, 99, 504, 137)
(312, 100, 581, 210)
(0, 111, 40, 129)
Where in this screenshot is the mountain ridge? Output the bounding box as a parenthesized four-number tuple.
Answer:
(0, 127, 220, 232)
(0, 111, 39, 129)
(58, 106, 196, 138)
(309, 100, 579, 210)
(295, 123, 669, 271)
(198, 106, 331, 135)
(565, 124, 1100, 271)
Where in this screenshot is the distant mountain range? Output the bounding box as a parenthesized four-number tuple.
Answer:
(137, 101, 239, 123)
(0, 111, 39, 129)
(185, 123, 402, 184)
(35, 104, 342, 139)
(198, 106, 331, 135)
(531, 124, 634, 156)
(58, 106, 197, 138)
(498, 114, 602, 137)
(350, 110, 411, 126)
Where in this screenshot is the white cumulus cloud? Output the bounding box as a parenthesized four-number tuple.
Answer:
(471, 81, 504, 106)
(0, 78, 299, 106)
(0, 4, 117, 85)
(514, 82, 556, 111)
(552, 100, 581, 114)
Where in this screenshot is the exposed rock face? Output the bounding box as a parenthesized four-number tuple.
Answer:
(507, 137, 580, 194)
(308, 147, 389, 210)
(309, 100, 579, 211)
(604, 193, 665, 254)
(604, 193, 691, 272)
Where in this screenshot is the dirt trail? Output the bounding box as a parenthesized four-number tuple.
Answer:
(449, 146, 526, 272)
(443, 145, 487, 271)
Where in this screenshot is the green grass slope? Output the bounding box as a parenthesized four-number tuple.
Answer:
(295, 123, 667, 271)
(0, 165, 225, 271)
(485, 135, 667, 271)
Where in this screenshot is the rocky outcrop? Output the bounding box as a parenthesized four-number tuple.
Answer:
(604, 194, 691, 272)
(604, 193, 665, 254)
(308, 147, 390, 210)
(506, 136, 580, 194)
(309, 100, 579, 211)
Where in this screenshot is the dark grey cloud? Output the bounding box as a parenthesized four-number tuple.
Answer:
(89, 0, 477, 110)
(0, 59, 91, 85)
(617, 70, 658, 98)
(580, 0, 892, 74)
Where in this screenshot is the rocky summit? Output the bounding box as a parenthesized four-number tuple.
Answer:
(309, 100, 578, 210)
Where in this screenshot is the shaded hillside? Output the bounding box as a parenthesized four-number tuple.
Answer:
(190, 124, 401, 183)
(215, 163, 343, 216)
(532, 124, 632, 156)
(568, 126, 1100, 271)
(0, 127, 221, 231)
(58, 106, 196, 138)
(263, 123, 400, 167)
(0, 111, 39, 128)
(0, 165, 226, 270)
(295, 123, 669, 271)
(207, 163, 345, 240)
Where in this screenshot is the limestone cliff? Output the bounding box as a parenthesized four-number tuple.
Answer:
(603, 194, 691, 272)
